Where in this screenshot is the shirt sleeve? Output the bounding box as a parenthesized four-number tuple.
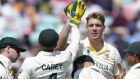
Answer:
(113, 49, 122, 75)
(78, 69, 89, 79)
(64, 27, 80, 62)
(18, 58, 34, 79)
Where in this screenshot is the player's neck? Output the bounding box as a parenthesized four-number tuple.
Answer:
(40, 47, 54, 52)
(89, 39, 104, 52)
(42, 50, 54, 52)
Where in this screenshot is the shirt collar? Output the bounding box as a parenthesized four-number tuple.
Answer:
(83, 37, 110, 55)
(0, 55, 13, 69)
(37, 51, 56, 57)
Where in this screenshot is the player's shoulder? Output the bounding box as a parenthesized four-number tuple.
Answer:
(105, 42, 118, 51)
(105, 42, 121, 59)
(85, 66, 99, 72)
(25, 57, 35, 61)
(79, 38, 89, 47)
(80, 37, 88, 44)
(0, 61, 7, 72)
(0, 65, 7, 76)
(23, 57, 37, 64)
(80, 66, 100, 76)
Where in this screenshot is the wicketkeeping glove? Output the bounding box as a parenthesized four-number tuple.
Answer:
(64, 0, 86, 28)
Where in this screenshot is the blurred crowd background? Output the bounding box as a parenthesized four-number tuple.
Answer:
(0, 0, 140, 79)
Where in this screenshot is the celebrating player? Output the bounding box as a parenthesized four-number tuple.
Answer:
(56, 4, 122, 79)
(117, 42, 140, 79)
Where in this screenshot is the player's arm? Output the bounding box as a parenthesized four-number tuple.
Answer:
(56, 1, 74, 51)
(116, 62, 126, 79)
(55, 20, 70, 51)
(60, 0, 86, 62)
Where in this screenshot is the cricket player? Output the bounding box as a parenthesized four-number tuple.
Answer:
(18, 0, 86, 79)
(0, 37, 26, 79)
(56, 2, 122, 79)
(72, 55, 106, 79)
(117, 42, 140, 79)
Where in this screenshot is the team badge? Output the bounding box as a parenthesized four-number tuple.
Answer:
(103, 54, 110, 61)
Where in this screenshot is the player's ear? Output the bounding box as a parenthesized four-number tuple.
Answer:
(6, 46, 11, 54)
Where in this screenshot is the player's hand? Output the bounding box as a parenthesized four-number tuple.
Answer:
(64, 0, 86, 28)
(117, 62, 126, 79)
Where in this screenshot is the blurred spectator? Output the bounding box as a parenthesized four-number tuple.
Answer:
(0, 13, 6, 38)
(50, 0, 66, 16)
(111, 7, 128, 27)
(92, 0, 113, 12)
(82, 0, 104, 24)
(136, 11, 140, 32)
(13, 0, 36, 30)
(123, 0, 140, 20)
(114, 34, 129, 59)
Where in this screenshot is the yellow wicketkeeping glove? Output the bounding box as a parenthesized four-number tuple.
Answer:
(64, 0, 86, 28)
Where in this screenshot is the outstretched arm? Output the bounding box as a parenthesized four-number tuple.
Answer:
(56, 20, 70, 51)
(63, 0, 86, 62)
(56, 0, 86, 51)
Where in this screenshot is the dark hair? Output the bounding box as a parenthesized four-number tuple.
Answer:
(39, 29, 59, 47)
(86, 12, 105, 26)
(71, 55, 94, 78)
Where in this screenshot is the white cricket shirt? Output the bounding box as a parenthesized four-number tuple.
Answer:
(123, 63, 140, 79)
(77, 37, 122, 79)
(18, 28, 80, 79)
(74, 66, 107, 79)
(0, 55, 13, 79)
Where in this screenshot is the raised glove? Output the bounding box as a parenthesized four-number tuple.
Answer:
(64, 0, 86, 28)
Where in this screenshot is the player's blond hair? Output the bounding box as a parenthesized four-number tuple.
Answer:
(86, 12, 105, 26)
